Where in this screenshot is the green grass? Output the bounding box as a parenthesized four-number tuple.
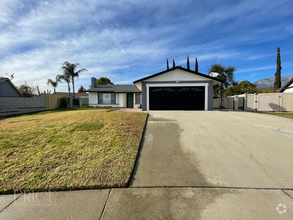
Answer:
(263, 112, 293, 120)
(0, 109, 147, 194)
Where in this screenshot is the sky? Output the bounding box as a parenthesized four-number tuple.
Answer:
(0, 0, 293, 92)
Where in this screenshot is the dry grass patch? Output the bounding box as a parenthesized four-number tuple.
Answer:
(0, 109, 147, 194)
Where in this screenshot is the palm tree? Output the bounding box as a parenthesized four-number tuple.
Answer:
(56, 73, 71, 97)
(47, 77, 61, 94)
(61, 62, 87, 99)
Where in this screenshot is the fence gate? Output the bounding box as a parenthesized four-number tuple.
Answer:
(213, 97, 234, 109)
(213, 98, 221, 109)
(238, 97, 244, 110)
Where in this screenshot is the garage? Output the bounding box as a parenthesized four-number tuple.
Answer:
(149, 87, 205, 110)
(133, 66, 222, 111)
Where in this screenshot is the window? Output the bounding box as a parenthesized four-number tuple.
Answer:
(99, 93, 115, 104)
(178, 88, 189, 92)
(102, 94, 111, 104)
(135, 93, 142, 104)
(151, 88, 163, 92)
(165, 88, 175, 92)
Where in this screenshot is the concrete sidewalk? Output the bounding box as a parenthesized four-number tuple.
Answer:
(1, 188, 293, 219)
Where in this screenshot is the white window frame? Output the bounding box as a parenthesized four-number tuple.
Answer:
(146, 83, 209, 111)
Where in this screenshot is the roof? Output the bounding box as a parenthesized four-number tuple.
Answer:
(0, 77, 23, 96)
(133, 66, 223, 84)
(280, 77, 293, 92)
(86, 85, 141, 93)
(55, 92, 88, 97)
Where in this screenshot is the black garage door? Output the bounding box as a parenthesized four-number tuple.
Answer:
(149, 87, 205, 110)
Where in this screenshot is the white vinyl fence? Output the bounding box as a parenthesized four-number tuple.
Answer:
(244, 93, 293, 112)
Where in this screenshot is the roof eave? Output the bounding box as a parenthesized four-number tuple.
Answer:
(280, 77, 293, 92)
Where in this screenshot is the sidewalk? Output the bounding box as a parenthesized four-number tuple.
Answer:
(1, 188, 293, 219)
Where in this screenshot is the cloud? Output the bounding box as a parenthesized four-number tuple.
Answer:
(237, 65, 276, 73)
(0, 0, 293, 92)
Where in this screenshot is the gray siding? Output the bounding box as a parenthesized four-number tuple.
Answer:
(0, 81, 21, 97)
(141, 81, 214, 111)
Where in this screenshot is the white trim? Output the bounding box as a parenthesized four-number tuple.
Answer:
(146, 83, 209, 111)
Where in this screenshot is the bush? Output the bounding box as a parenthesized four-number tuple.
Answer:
(60, 97, 67, 108)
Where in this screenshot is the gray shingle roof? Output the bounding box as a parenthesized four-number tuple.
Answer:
(86, 85, 141, 93)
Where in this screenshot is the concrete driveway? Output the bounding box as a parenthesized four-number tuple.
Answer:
(130, 111, 293, 188)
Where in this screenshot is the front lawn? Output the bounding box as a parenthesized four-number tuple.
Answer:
(0, 109, 147, 194)
(263, 112, 293, 120)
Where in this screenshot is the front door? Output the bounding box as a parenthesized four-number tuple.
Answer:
(127, 93, 134, 108)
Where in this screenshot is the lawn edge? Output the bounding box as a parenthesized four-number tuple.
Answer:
(259, 112, 293, 120)
(127, 113, 149, 187)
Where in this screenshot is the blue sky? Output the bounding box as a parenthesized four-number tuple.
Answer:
(0, 0, 292, 92)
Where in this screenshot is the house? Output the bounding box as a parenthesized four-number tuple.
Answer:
(87, 66, 221, 110)
(0, 77, 23, 97)
(87, 79, 142, 108)
(280, 77, 293, 93)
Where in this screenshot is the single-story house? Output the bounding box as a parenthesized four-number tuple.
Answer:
(280, 77, 293, 93)
(87, 66, 221, 110)
(87, 79, 142, 108)
(0, 77, 23, 97)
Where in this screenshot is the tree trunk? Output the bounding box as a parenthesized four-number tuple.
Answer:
(67, 83, 72, 107)
(67, 83, 71, 97)
(72, 78, 75, 99)
(54, 88, 56, 94)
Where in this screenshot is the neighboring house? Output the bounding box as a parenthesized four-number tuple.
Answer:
(280, 77, 293, 93)
(87, 66, 221, 110)
(0, 77, 22, 97)
(55, 92, 89, 98)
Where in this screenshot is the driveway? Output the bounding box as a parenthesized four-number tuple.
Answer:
(130, 111, 293, 188)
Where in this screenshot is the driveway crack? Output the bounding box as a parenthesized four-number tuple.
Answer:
(229, 134, 271, 180)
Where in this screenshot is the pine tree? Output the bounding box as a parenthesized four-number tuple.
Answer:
(187, 55, 190, 70)
(274, 47, 282, 90)
(173, 59, 175, 68)
(195, 57, 198, 72)
(167, 59, 169, 70)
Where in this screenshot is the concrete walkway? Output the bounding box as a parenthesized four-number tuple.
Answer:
(1, 111, 293, 219)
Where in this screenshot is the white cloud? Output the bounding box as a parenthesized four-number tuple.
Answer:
(237, 65, 276, 73)
(0, 0, 293, 92)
